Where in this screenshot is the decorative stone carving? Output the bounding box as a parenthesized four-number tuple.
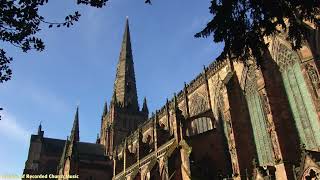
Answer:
(302, 167, 320, 180)
(230, 149, 240, 176)
(186, 74, 205, 94)
(211, 78, 223, 119)
(143, 171, 150, 180)
(240, 65, 248, 90)
(245, 65, 258, 95)
(260, 92, 271, 114)
(178, 101, 187, 117)
(274, 44, 299, 72)
(259, 89, 282, 162)
(189, 92, 209, 117)
(305, 63, 320, 99)
(270, 131, 282, 162)
(217, 88, 225, 111)
(225, 117, 240, 176)
(179, 140, 192, 156)
(158, 157, 169, 180)
(217, 88, 240, 177)
(206, 58, 228, 78)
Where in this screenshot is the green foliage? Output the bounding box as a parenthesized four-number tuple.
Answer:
(1, 0, 318, 119)
(0, 49, 12, 83)
(0, 0, 108, 83)
(0, 0, 108, 118)
(195, 0, 320, 64)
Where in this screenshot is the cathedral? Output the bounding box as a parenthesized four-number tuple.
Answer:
(23, 18, 320, 180)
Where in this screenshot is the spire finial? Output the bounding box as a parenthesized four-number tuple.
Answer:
(39, 120, 42, 130)
(102, 101, 108, 117)
(96, 133, 100, 144)
(70, 106, 80, 142)
(142, 97, 149, 115)
(37, 121, 44, 136)
(75, 106, 79, 122)
(173, 93, 178, 108)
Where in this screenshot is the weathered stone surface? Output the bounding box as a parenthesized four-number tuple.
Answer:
(24, 20, 320, 180)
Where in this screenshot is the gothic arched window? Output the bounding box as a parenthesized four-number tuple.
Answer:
(274, 43, 320, 149)
(188, 117, 213, 136)
(244, 65, 274, 166)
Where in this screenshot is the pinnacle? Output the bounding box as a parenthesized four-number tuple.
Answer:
(70, 106, 80, 142)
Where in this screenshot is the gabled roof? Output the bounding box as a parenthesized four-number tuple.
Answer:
(77, 142, 105, 156)
(37, 136, 66, 155)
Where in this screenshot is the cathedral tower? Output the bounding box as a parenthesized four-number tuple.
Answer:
(112, 17, 139, 111)
(100, 18, 148, 156)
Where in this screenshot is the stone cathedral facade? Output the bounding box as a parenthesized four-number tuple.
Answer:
(23, 19, 320, 180)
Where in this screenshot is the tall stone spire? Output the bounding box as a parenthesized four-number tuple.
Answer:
(70, 107, 80, 142)
(112, 17, 139, 111)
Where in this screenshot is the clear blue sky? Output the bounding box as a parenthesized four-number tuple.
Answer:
(0, 0, 223, 175)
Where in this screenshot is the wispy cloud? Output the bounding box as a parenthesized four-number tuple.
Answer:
(1, 79, 71, 114)
(0, 111, 30, 145)
(27, 86, 70, 114)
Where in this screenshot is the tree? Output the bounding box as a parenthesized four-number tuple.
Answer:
(0, 0, 109, 83)
(0, 0, 153, 119)
(1, 0, 319, 119)
(0, 0, 109, 119)
(195, 0, 319, 64)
